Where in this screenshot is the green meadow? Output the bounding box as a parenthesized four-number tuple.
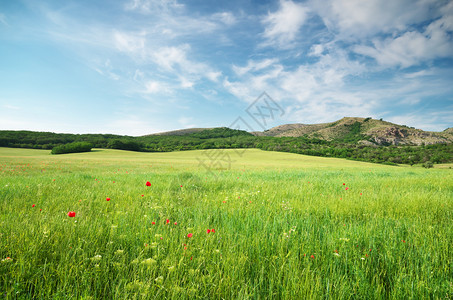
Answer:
(0, 147, 452, 299)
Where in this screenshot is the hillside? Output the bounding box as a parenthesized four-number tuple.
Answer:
(253, 117, 453, 146)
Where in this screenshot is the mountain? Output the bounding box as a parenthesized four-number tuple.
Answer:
(152, 117, 453, 146)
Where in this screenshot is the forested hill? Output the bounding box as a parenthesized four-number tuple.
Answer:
(1, 120, 452, 166)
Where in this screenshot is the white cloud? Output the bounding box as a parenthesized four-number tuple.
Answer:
(312, 0, 441, 39)
(233, 58, 279, 76)
(212, 12, 236, 26)
(144, 80, 167, 93)
(113, 31, 146, 57)
(125, 0, 184, 14)
(262, 0, 309, 48)
(150, 45, 221, 83)
(354, 20, 453, 68)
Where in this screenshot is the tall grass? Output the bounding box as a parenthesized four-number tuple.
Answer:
(0, 148, 452, 299)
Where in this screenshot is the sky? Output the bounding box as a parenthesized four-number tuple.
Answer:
(1, 0, 453, 136)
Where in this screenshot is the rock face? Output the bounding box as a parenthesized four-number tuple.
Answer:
(385, 127, 406, 138)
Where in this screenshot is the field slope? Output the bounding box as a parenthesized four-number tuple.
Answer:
(0, 148, 452, 299)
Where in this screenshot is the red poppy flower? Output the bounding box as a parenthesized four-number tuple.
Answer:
(32, 204, 35, 207)
(211, 229, 215, 233)
(343, 183, 345, 185)
(106, 197, 110, 201)
(187, 233, 193, 238)
(146, 181, 151, 186)
(311, 255, 315, 259)
(141, 194, 144, 197)
(67, 211, 76, 217)
(180, 185, 183, 187)
(174, 222, 177, 225)
(207, 229, 211, 234)
(152, 221, 155, 225)
(166, 219, 170, 224)
(345, 187, 349, 190)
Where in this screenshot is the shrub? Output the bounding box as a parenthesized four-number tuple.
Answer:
(51, 142, 93, 155)
(423, 161, 434, 168)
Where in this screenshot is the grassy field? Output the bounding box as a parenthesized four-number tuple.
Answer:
(0, 147, 452, 299)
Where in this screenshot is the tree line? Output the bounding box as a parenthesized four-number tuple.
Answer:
(0, 128, 451, 166)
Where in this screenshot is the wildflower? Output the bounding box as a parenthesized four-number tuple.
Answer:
(32, 204, 35, 207)
(345, 187, 349, 190)
(141, 194, 144, 197)
(180, 185, 183, 187)
(343, 183, 345, 185)
(67, 211, 76, 217)
(207, 229, 211, 234)
(174, 222, 177, 225)
(211, 229, 215, 233)
(155, 276, 164, 284)
(152, 222, 155, 225)
(166, 219, 170, 224)
(141, 258, 157, 266)
(333, 253, 340, 257)
(90, 255, 102, 261)
(310, 255, 315, 259)
(106, 197, 110, 201)
(187, 233, 193, 238)
(146, 181, 151, 187)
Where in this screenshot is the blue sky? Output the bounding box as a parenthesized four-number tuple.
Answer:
(1, 0, 452, 135)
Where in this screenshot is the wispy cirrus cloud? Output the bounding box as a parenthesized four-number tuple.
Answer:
(261, 0, 309, 48)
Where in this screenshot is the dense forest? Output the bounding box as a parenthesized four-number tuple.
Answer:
(0, 127, 452, 166)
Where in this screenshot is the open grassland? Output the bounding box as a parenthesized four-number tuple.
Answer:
(0, 147, 452, 299)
